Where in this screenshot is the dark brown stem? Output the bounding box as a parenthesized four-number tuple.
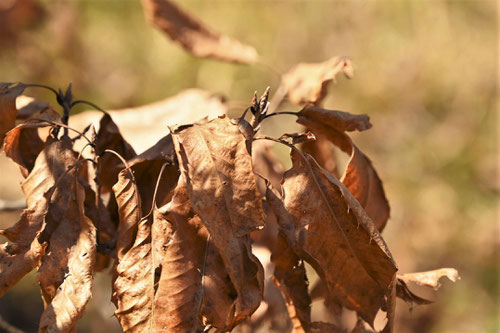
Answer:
(71, 100, 108, 114)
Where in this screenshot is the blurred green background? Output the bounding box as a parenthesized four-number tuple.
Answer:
(0, 0, 497, 332)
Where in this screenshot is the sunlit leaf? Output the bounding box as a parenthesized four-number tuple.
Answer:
(142, 0, 258, 64)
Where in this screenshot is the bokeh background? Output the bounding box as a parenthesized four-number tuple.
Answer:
(0, 0, 497, 332)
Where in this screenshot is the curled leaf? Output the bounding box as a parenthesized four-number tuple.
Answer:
(142, 0, 258, 64)
(297, 105, 390, 232)
(39, 176, 97, 332)
(281, 57, 352, 105)
(0, 82, 25, 146)
(154, 175, 203, 332)
(395, 278, 432, 309)
(113, 213, 155, 332)
(279, 132, 316, 145)
(398, 268, 460, 290)
(3, 107, 61, 177)
(278, 149, 397, 326)
(96, 114, 136, 192)
(0, 138, 76, 297)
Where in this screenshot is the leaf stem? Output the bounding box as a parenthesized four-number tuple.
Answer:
(263, 111, 299, 119)
(71, 100, 108, 114)
(23, 83, 59, 97)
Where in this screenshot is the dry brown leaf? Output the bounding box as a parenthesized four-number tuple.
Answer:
(398, 268, 460, 290)
(69, 89, 227, 153)
(395, 278, 432, 309)
(112, 168, 142, 260)
(281, 57, 353, 106)
(0, 234, 46, 298)
(381, 275, 396, 333)
(0, 82, 25, 146)
(96, 114, 137, 192)
(128, 135, 179, 213)
(3, 107, 61, 177)
(297, 105, 390, 232)
(39, 176, 97, 333)
(0, 138, 77, 297)
(252, 139, 285, 193)
(277, 149, 397, 326)
(301, 134, 339, 178)
(113, 213, 155, 332)
(171, 115, 265, 324)
(164, 175, 234, 330)
(37, 138, 82, 306)
(268, 186, 311, 333)
(142, 0, 258, 64)
(112, 164, 184, 332)
(154, 175, 203, 332)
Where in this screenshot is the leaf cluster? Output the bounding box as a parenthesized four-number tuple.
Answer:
(0, 1, 459, 332)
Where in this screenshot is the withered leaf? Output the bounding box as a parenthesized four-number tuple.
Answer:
(252, 139, 285, 193)
(398, 268, 460, 290)
(128, 135, 179, 214)
(164, 175, 235, 330)
(113, 212, 155, 332)
(0, 236, 46, 298)
(37, 138, 82, 306)
(112, 168, 142, 260)
(154, 175, 202, 332)
(395, 278, 432, 309)
(0, 138, 76, 297)
(3, 107, 61, 177)
(297, 105, 390, 232)
(301, 134, 339, 178)
(271, 229, 311, 331)
(39, 176, 97, 333)
(142, 0, 258, 64)
(112, 165, 185, 332)
(281, 57, 352, 106)
(0, 82, 25, 146)
(171, 115, 265, 324)
(96, 114, 137, 192)
(279, 132, 316, 145)
(279, 149, 397, 326)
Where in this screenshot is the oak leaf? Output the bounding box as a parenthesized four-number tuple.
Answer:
(142, 0, 258, 64)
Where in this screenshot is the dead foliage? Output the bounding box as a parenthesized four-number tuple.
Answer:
(0, 3, 458, 331)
